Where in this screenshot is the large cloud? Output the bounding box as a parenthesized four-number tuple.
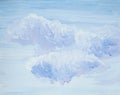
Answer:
(6, 14, 74, 51)
(6, 14, 120, 83)
(27, 50, 104, 84)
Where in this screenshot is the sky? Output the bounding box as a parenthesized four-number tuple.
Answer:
(0, 0, 120, 95)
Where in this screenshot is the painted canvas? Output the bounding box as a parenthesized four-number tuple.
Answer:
(0, 0, 120, 95)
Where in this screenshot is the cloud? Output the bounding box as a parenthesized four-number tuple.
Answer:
(27, 50, 104, 84)
(6, 14, 120, 83)
(6, 14, 74, 49)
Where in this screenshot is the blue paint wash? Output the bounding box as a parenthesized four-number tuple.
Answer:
(0, 0, 120, 95)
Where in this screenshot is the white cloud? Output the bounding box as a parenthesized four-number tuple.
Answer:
(27, 50, 104, 84)
(6, 14, 120, 84)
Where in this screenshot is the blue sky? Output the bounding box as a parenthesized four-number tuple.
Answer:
(0, 0, 120, 95)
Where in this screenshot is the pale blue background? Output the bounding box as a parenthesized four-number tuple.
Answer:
(0, 0, 120, 95)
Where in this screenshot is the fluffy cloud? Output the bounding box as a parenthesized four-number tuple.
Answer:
(6, 14, 120, 83)
(27, 50, 104, 83)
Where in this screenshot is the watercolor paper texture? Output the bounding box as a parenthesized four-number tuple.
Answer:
(0, 0, 120, 95)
